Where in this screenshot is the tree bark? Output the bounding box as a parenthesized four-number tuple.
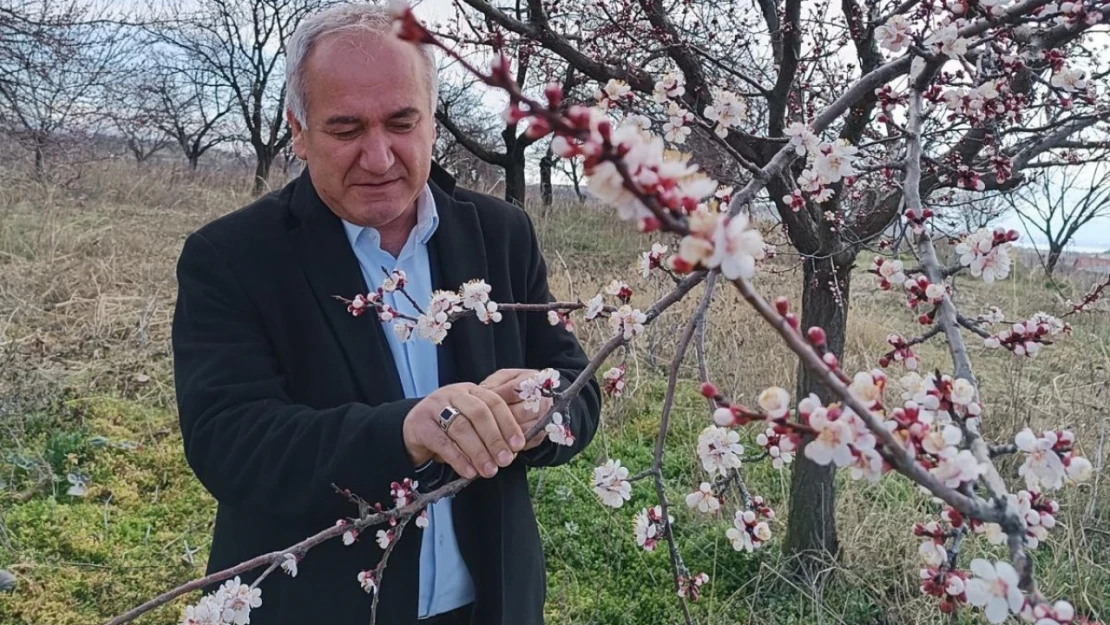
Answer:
(1046, 244, 1062, 276)
(33, 134, 46, 181)
(188, 153, 200, 171)
(540, 148, 553, 207)
(253, 151, 274, 195)
(504, 158, 526, 207)
(782, 257, 852, 575)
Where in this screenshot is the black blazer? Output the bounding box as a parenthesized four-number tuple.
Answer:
(170, 163, 602, 625)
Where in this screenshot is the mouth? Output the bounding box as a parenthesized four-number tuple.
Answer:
(353, 179, 400, 189)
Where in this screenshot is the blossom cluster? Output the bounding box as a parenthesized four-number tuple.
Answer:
(870, 255, 907, 290)
(781, 123, 858, 205)
(180, 578, 262, 625)
(725, 503, 774, 553)
(633, 505, 672, 551)
(696, 425, 745, 478)
(973, 490, 1059, 550)
(1014, 428, 1092, 492)
(593, 459, 633, 508)
(955, 228, 1018, 284)
(984, 312, 1070, 356)
(880, 333, 920, 370)
(348, 277, 503, 345)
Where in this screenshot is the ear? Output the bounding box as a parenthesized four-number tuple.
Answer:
(287, 108, 308, 161)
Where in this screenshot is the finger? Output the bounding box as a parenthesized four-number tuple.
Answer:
(453, 391, 516, 470)
(470, 385, 526, 452)
(479, 368, 532, 390)
(424, 424, 477, 480)
(448, 395, 503, 477)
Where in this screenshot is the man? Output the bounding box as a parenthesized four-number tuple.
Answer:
(170, 4, 601, 625)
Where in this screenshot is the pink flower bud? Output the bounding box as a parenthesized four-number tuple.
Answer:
(774, 297, 790, 315)
(699, 382, 718, 398)
(807, 327, 827, 347)
(525, 117, 551, 139)
(784, 313, 799, 330)
(544, 82, 563, 107)
(822, 352, 839, 369)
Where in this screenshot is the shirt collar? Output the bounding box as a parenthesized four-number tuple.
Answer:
(340, 183, 440, 252)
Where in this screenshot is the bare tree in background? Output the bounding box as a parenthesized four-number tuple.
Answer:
(433, 76, 502, 188)
(1006, 163, 1110, 276)
(0, 0, 130, 180)
(151, 0, 331, 194)
(147, 54, 236, 171)
(103, 63, 174, 165)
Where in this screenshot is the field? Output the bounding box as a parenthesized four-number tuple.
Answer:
(1, 164, 1107, 625)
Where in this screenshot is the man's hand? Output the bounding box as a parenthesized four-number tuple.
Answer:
(403, 383, 525, 480)
(480, 369, 554, 451)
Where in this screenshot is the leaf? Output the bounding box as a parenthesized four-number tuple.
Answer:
(88, 436, 110, 448)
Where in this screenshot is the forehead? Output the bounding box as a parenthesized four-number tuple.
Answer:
(303, 31, 431, 119)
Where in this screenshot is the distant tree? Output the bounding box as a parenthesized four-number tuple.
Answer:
(151, 0, 330, 193)
(103, 66, 175, 165)
(1005, 163, 1110, 276)
(146, 54, 236, 171)
(0, 0, 130, 179)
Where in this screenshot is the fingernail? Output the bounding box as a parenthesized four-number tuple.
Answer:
(510, 435, 524, 450)
(463, 466, 476, 479)
(484, 463, 497, 476)
(498, 450, 513, 465)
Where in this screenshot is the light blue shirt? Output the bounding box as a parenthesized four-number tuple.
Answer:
(341, 184, 476, 619)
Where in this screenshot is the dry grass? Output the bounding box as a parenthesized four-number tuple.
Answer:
(1, 162, 1107, 624)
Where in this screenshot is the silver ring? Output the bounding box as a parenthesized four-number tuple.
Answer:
(438, 405, 461, 432)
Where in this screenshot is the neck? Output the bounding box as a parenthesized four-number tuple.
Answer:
(377, 202, 418, 257)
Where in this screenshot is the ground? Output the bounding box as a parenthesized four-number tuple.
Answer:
(0, 164, 1107, 625)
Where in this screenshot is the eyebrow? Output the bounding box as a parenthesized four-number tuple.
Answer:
(323, 115, 362, 127)
(388, 107, 421, 120)
(322, 108, 421, 127)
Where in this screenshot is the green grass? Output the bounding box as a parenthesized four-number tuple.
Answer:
(1, 169, 1107, 624)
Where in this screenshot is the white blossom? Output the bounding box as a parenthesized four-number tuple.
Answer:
(784, 122, 820, 156)
(932, 447, 984, 488)
(927, 24, 970, 58)
(697, 425, 744, 477)
(876, 14, 913, 52)
(707, 213, 765, 280)
(280, 553, 298, 578)
(804, 408, 855, 467)
(1015, 428, 1067, 492)
(758, 386, 791, 419)
(685, 482, 721, 514)
(919, 539, 948, 567)
(610, 305, 647, 340)
(965, 559, 1025, 624)
(593, 459, 633, 508)
(545, 412, 575, 446)
(703, 88, 747, 137)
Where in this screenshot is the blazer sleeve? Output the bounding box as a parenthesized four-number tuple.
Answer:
(517, 212, 602, 468)
(172, 231, 421, 523)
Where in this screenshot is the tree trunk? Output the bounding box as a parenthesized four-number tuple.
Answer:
(504, 159, 526, 207)
(253, 151, 274, 195)
(33, 137, 46, 181)
(188, 152, 200, 171)
(782, 257, 852, 576)
(1046, 244, 1062, 276)
(540, 149, 553, 207)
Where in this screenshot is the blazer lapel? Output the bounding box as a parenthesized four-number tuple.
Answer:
(427, 170, 498, 386)
(287, 168, 405, 406)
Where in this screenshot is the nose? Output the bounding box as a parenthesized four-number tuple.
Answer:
(357, 128, 395, 176)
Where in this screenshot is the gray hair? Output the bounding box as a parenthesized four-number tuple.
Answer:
(285, 3, 439, 127)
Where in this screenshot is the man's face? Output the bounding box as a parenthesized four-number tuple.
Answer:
(288, 31, 435, 229)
